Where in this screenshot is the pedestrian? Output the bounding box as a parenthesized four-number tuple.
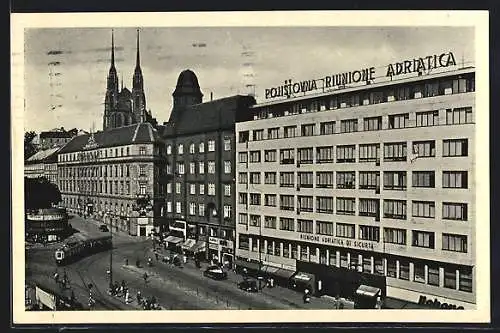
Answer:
(143, 272, 148, 284)
(125, 258, 129, 266)
(155, 252, 159, 261)
(137, 291, 142, 304)
(53, 271, 59, 284)
(125, 289, 130, 304)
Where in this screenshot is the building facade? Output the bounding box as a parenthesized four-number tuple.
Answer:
(24, 147, 60, 184)
(37, 128, 78, 150)
(235, 67, 475, 308)
(162, 69, 256, 266)
(57, 122, 166, 236)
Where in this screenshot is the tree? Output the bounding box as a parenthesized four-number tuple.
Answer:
(24, 131, 38, 160)
(25, 176, 62, 210)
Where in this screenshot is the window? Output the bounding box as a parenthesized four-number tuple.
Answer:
(249, 215, 261, 227)
(320, 121, 335, 135)
(340, 119, 358, 133)
(238, 213, 248, 225)
(166, 202, 172, 213)
(176, 202, 182, 214)
(249, 150, 261, 163)
(280, 172, 294, 187)
(446, 107, 473, 125)
(264, 172, 276, 184)
(412, 201, 435, 218)
(384, 199, 407, 219)
(427, 265, 440, 286)
(238, 193, 248, 205)
(199, 162, 205, 174)
(208, 140, 215, 152)
(459, 267, 473, 292)
(387, 258, 397, 277)
(280, 149, 295, 164)
(383, 228, 406, 245)
(316, 146, 333, 163)
(280, 217, 294, 231)
(199, 184, 205, 195)
(224, 138, 231, 151)
(364, 116, 382, 131)
(139, 146, 146, 155)
(298, 196, 313, 212)
(190, 184, 196, 195)
(301, 124, 315, 136)
(414, 262, 425, 283)
(264, 194, 277, 207)
(316, 221, 334, 235)
(336, 171, 355, 189)
(250, 172, 261, 184)
(359, 144, 379, 162)
(359, 198, 379, 217)
(223, 205, 231, 219)
(316, 172, 334, 188)
(268, 127, 279, 139)
(388, 113, 409, 129)
(359, 225, 380, 242)
(444, 267, 457, 289)
(443, 202, 467, 221)
(208, 183, 216, 196)
(412, 171, 435, 188)
(384, 142, 407, 161)
(238, 172, 248, 184)
(297, 219, 313, 233)
(337, 145, 356, 163)
(264, 150, 277, 162)
(412, 141, 435, 158)
(384, 171, 407, 190)
(443, 233, 468, 253)
(423, 81, 440, 97)
(175, 182, 181, 194)
(238, 152, 248, 163)
(139, 165, 146, 176)
(238, 131, 249, 143)
(208, 161, 216, 174)
(298, 148, 314, 164)
(177, 144, 183, 155)
(336, 223, 355, 238)
(416, 110, 439, 127)
(412, 230, 435, 248)
(224, 184, 231, 197)
(253, 129, 264, 141)
(283, 125, 297, 138)
(280, 195, 295, 211)
(443, 139, 468, 157)
(224, 161, 231, 174)
(199, 142, 205, 153)
(359, 172, 380, 190)
(443, 171, 468, 188)
(336, 197, 355, 215)
(189, 203, 196, 216)
(298, 172, 313, 188)
(238, 234, 249, 249)
(316, 197, 334, 214)
(264, 216, 277, 229)
(250, 193, 261, 205)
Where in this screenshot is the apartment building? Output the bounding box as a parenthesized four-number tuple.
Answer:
(235, 66, 475, 308)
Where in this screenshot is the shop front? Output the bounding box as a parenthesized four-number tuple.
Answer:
(207, 237, 235, 268)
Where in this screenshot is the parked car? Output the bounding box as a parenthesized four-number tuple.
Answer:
(203, 265, 228, 280)
(99, 224, 109, 232)
(237, 279, 258, 292)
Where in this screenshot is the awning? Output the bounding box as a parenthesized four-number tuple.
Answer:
(164, 235, 183, 244)
(234, 259, 261, 271)
(181, 238, 196, 250)
(261, 265, 279, 274)
(292, 271, 314, 282)
(273, 268, 296, 280)
(193, 241, 206, 253)
(356, 284, 381, 298)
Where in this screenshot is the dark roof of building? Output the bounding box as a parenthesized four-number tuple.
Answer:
(58, 122, 161, 153)
(162, 95, 256, 137)
(173, 69, 203, 97)
(119, 87, 132, 98)
(25, 147, 60, 164)
(39, 131, 74, 139)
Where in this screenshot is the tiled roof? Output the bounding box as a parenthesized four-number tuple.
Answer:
(58, 122, 160, 154)
(39, 131, 74, 139)
(26, 147, 60, 163)
(163, 95, 255, 137)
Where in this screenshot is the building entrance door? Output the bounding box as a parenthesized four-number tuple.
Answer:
(139, 226, 146, 236)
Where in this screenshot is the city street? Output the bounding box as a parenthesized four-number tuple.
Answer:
(26, 214, 337, 311)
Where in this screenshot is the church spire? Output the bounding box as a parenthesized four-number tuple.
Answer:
(111, 29, 115, 68)
(135, 28, 140, 69)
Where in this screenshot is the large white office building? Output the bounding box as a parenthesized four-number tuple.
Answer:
(235, 57, 476, 308)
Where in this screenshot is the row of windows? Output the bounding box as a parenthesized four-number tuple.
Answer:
(239, 194, 467, 221)
(240, 107, 473, 142)
(166, 183, 231, 197)
(248, 75, 475, 122)
(60, 179, 148, 196)
(59, 164, 135, 178)
(165, 202, 232, 219)
(171, 161, 232, 175)
(237, 235, 473, 292)
(59, 145, 150, 162)
(238, 138, 469, 165)
(166, 138, 231, 155)
(238, 215, 468, 252)
(239, 170, 469, 189)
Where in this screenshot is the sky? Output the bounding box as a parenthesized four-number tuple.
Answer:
(21, 26, 474, 133)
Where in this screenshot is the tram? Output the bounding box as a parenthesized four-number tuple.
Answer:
(55, 235, 112, 266)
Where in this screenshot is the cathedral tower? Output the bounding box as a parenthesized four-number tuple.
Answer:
(132, 29, 146, 123)
(103, 30, 119, 130)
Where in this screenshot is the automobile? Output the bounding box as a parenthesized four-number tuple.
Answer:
(237, 279, 258, 292)
(99, 224, 109, 232)
(203, 265, 228, 280)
